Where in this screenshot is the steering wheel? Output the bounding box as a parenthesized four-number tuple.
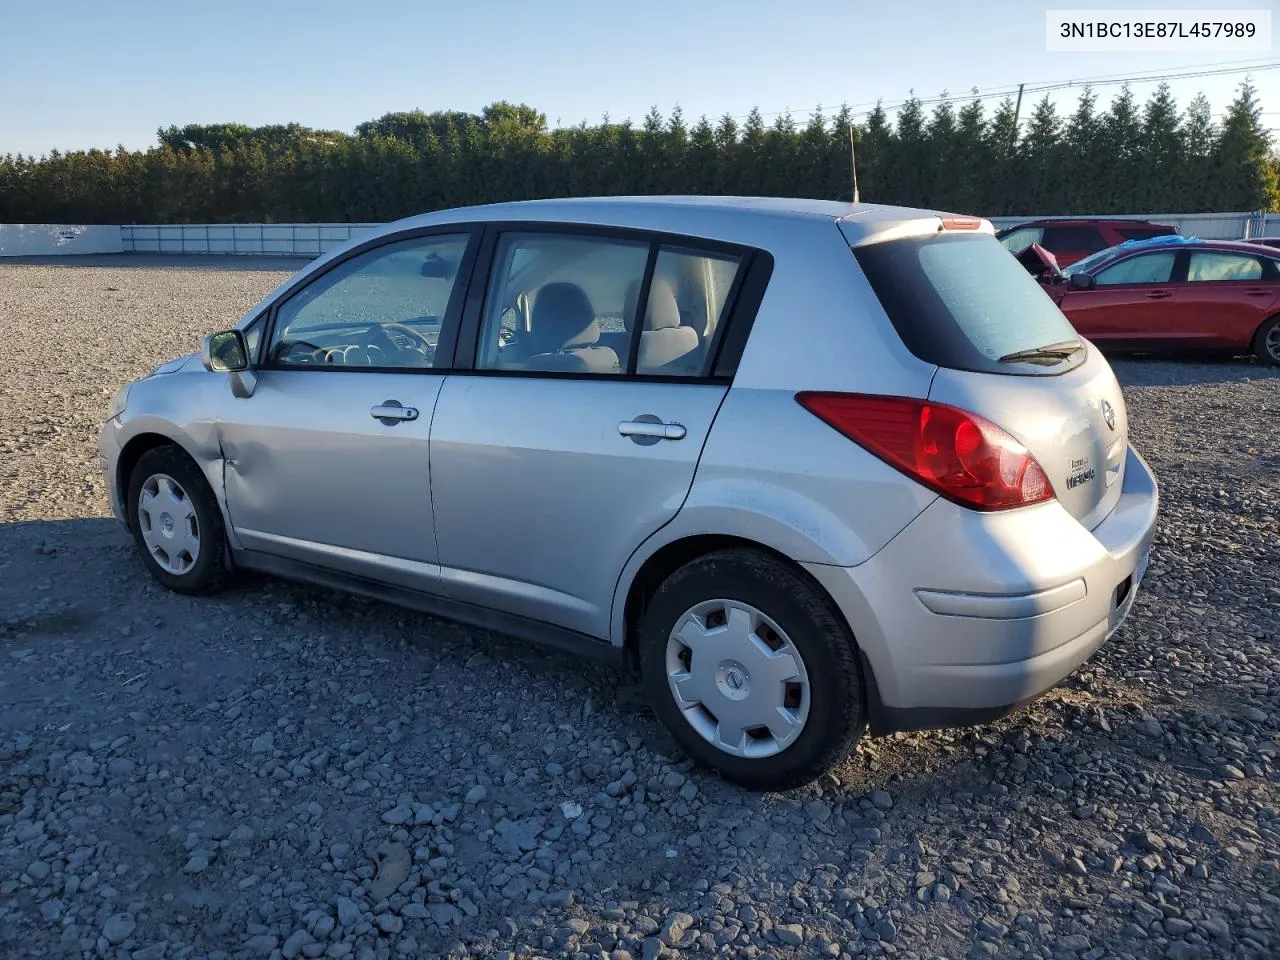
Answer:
(362, 323, 435, 363)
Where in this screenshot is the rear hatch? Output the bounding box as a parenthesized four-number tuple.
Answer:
(846, 221, 1127, 528)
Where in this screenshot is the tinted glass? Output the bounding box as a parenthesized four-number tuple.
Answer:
(997, 227, 1043, 254)
(1042, 226, 1107, 252)
(1094, 252, 1176, 285)
(270, 234, 470, 368)
(478, 233, 648, 374)
(1187, 251, 1263, 282)
(854, 233, 1081, 375)
(638, 247, 742, 376)
(1118, 226, 1175, 241)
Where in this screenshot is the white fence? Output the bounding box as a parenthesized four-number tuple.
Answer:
(119, 222, 382, 257)
(5, 210, 1279, 260)
(0, 223, 123, 256)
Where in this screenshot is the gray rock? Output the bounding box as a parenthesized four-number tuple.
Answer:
(336, 897, 361, 929)
(283, 929, 314, 958)
(375, 913, 403, 935)
(102, 913, 136, 945)
(244, 934, 278, 955)
(659, 911, 695, 945)
(1057, 934, 1091, 953)
(464, 784, 488, 804)
(776, 923, 805, 946)
(870, 790, 893, 810)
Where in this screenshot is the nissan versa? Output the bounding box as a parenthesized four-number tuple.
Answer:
(99, 197, 1159, 789)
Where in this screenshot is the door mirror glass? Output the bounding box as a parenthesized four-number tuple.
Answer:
(1068, 272, 1096, 291)
(203, 329, 249, 372)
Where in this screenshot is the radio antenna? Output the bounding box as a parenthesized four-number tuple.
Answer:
(849, 128, 860, 204)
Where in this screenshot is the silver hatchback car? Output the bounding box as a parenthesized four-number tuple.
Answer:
(100, 197, 1159, 789)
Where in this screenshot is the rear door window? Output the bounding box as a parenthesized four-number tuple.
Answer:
(1186, 251, 1264, 282)
(853, 233, 1082, 376)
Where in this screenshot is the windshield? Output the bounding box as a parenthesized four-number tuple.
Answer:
(853, 232, 1083, 375)
(1064, 246, 1126, 276)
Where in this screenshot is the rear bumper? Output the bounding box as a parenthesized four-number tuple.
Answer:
(805, 444, 1158, 734)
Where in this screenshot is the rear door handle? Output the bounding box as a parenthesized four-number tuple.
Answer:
(371, 400, 418, 424)
(1245, 288, 1272, 297)
(619, 419, 686, 440)
(1145, 291, 1172, 299)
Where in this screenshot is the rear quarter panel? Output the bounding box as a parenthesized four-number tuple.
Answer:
(609, 220, 940, 645)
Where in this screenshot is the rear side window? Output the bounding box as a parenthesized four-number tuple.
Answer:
(1042, 226, 1107, 252)
(853, 233, 1081, 375)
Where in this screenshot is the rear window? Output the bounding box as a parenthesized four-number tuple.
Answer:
(853, 233, 1082, 375)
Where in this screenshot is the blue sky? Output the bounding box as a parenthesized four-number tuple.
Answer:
(2, 0, 1276, 156)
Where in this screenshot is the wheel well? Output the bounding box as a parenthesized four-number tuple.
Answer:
(115, 433, 180, 512)
(1253, 313, 1280, 351)
(622, 534, 832, 669)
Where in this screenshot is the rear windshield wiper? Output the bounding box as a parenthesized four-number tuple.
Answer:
(998, 339, 1084, 365)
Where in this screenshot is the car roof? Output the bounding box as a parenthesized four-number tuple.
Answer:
(1113, 236, 1276, 255)
(1008, 217, 1172, 228)
(385, 196, 987, 247)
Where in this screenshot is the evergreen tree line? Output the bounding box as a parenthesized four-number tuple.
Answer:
(1, 82, 1275, 225)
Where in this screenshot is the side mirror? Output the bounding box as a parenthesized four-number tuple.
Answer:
(201, 329, 257, 398)
(202, 329, 249, 372)
(1068, 273, 1096, 291)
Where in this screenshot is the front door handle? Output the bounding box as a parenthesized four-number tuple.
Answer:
(371, 400, 418, 425)
(619, 418, 686, 441)
(1145, 290, 1172, 299)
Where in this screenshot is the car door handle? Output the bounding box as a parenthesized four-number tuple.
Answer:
(619, 419, 686, 440)
(371, 401, 418, 424)
(1245, 288, 1272, 297)
(1145, 291, 1172, 299)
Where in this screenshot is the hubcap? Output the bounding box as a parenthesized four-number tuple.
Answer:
(1267, 325, 1280, 362)
(665, 599, 811, 759)
(137, 473, 199, 575)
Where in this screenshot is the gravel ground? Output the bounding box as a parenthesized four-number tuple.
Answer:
(1, 257, 1277, 960)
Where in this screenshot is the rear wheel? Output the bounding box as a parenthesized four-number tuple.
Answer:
(1253, 316, 1280, 366)
(127, 446, 229, 595)
(638, 548, 865, 790)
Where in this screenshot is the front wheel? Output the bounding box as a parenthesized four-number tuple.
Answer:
(127, 446, 230, 595)
(1253, 316, 1280, 366)
(639, 549, 865, 790)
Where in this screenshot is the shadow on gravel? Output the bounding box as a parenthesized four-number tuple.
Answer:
(1109, 355, 1280, 387)
(0, 254, 313, 272)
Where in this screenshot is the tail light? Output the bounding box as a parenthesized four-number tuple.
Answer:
(795, 392, 1054, 511)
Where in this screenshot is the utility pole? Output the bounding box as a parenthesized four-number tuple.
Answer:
(1012, 83, 1025, 134)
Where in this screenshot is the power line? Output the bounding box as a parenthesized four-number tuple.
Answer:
(712, 59, 1280, 126)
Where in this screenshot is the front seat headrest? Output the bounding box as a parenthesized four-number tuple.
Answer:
(530, 282, 599, 352)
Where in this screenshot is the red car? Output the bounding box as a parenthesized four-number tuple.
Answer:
(997, 218, 1177, 268)
(1034, 237, 1280, 365)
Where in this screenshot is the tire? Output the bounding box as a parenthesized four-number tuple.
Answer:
(126, 445, 230, 595)
(638, 548, 865, 790)
(1253, 315, 1280, 366)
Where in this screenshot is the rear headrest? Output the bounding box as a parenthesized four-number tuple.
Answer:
(644, 278, 682, 331)
(531, 282, 599, 352)
(621, 277, 682, 333)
